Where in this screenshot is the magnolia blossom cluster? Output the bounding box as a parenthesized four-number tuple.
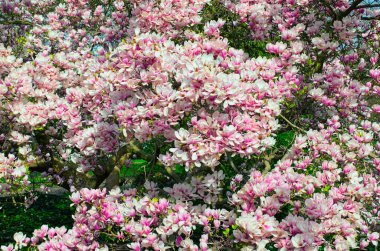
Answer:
(109, 31, 299, 169)
(0, 0, 208, 54)
(0, 0, 217, 189)
(0, 0, 377, 188)
(129, 0, 210, 37)
(0, 26, 300, 188)
(0, 153, 28, 192)
(0, 0, 380, 250)
(0, 0, 129, 52)
(3, 171, 234, 251)
(226, 0, 380, 120)
(308, 52, 380, 119)
(4, 120, 380, 250)
(233, 117, 380, 250)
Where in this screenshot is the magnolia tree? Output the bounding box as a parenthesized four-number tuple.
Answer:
(0, 0, 380, 250)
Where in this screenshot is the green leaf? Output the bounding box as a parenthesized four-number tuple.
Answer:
(174, 164, 186, 175)
(223, 227, 230, 237)
(275, 131, 295, 148)
(120, 159, 148, 178)
(322, 185, 331, 194)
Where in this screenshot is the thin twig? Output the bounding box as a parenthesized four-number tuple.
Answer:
(262, 159, 272, 175)
(338, 0, 365, 19)
(279, 114, 307, 133)
(146, 141, 158, 180)
(355, 3, 380, 9)
(228, 154, 239, 173)
(0, 20, 33, 26)
(362, 15, 380, 20)
(165, 166, 181, 182)
(320, 0, 337, 20)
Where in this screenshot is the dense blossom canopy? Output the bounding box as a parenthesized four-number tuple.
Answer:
(0, 0, 380, 250)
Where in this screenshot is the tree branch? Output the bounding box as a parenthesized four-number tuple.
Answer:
(320, 0, 337, 20)
(279, 114, 307, 133)
(355, 3, 380, 9)
(228, 154, 239, 173)
(0, 20, 33, 26)
(338, 0, 365, 19)
(262, 158, 272, 175)
(362, 15, 380, 20)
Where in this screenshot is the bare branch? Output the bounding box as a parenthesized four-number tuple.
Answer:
(355, 3, 380, 9)
(320, 0, 337, 20)
(339, 0, 365, 19)
(228, 154, 239, 173)
(0, 20, 33, 26)
(362, 15, 380, 20)
(279, 114, 307, 133)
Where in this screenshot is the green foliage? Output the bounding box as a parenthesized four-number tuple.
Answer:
(192, 0, 268, 58)
(0, 194, 73, 245)
(222, 227, 230, 237)
(174, 164, 187, 176)
(274, 203, 292, 222)
(120, 159, 149, 178)
(0, 171, 54, 194)
(265, 242, 279, 251)
(275, 130, 295, 149)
